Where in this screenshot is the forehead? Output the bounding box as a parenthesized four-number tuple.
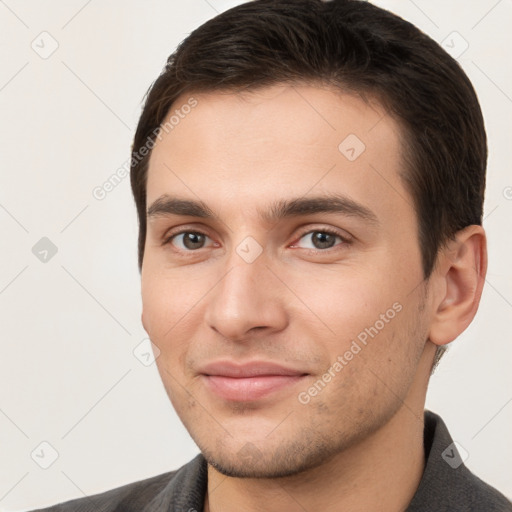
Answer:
(146, 84, 411, 223)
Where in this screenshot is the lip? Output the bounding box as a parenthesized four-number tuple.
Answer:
(199, 360, 308, 401)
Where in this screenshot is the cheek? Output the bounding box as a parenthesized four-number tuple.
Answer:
(322, 300, 425, 416)
(141, 269, 200, 335)
(288, 268, 398, 338)
(141, 275, 170, 337)
(286, 266, 422, 382)
(141, 270, 213, 375)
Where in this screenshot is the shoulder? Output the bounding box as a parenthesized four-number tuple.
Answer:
(407, 411, 512, 511)
(30, 471, 176, 512)
(30, 454, 207, 512)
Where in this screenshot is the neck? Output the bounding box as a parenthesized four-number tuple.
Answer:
(204, 343, 436, 512)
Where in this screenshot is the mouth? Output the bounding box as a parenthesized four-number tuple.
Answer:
(199, 360, 309, 402)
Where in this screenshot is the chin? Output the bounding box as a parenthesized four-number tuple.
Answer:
(201, 433, 340, 479)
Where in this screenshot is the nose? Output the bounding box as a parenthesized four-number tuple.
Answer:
(203, 251, 289, 342)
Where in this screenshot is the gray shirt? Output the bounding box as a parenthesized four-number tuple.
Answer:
(32, 411, 512, 511)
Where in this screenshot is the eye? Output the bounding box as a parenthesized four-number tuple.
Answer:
(165, 231, 215, 251)
(293, 229, 348, 250)
(164, 228, 349, 253)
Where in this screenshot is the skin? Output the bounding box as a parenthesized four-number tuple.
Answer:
(141, 84, 487, 512)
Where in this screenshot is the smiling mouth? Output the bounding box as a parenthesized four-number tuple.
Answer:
(203, 374, 307, 401)
(198, 360, 309, 402)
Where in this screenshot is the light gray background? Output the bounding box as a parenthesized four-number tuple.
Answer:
(0, 1, 511, 510)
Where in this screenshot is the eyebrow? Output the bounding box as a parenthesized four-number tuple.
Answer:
(147, 194, 379, 226)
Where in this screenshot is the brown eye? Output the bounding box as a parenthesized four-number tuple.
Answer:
(296, 230, 345, 250)
(168, 231, 211, 250)
(311, 231, 337, 249)
(182, 232, 206, 249)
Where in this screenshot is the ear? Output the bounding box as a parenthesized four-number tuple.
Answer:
(428, 225, 487, 346)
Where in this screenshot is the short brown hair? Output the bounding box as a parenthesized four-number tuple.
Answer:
(130, 0, 487, 278)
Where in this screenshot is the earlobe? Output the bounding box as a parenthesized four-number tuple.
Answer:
(428, 225, 487, 346)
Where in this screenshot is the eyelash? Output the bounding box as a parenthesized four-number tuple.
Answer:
(162, 227, 351, 254)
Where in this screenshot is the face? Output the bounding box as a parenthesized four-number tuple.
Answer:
(141, 84, 432, 478)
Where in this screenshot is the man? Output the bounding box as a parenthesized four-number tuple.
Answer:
(33, 0, 512, 510)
